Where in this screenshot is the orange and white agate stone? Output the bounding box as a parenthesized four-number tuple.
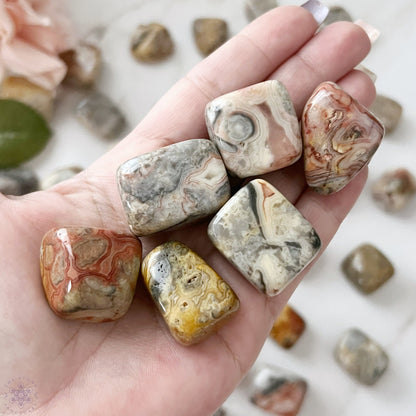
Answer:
(302, 82, 384, 195)
(40, 227, 142, 322)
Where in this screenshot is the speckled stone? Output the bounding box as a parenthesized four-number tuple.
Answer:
(208, 179, 321, 296)
(76, 91, 127, 139)
(302, 82, 384, 194)
(335, 328, 389, 385)
(370, 94, 403, 134)
(193, 18, 228, 56)
(0, 76, 53, 120)
(341, 244, 394, 294)
(40, 227, 142, 322)
(117, 139, 230, 236)
(0, 168, 38, 195)
(249, 366, 307, 416)
(60, 42, 102, 87)
(131, 23, 174, 62)
(245, 0, 278, 21)
(41, 166, 83, 190)
(206, 80, 302, 178)
(142, 241, 239, 345)
(270, 305, 305, 349)
(372, 168, 416, 212)
(320, 6, 352, 27)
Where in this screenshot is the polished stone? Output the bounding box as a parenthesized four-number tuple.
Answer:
(302, 82, 384, 194)
(341, 244, 394, 294)
(142, 241, 239, 345)
(76, 91, 127, 139)
(0, 76, 53, 120)
(334, 328, 389, 385)
(41, 166, 83, 190)
(131, 23, 174, 62)
(320, 6, 352, 27)
(208, 179, 321, 296)
(270, 305, 305, 349)
(206, 80, 302, 178)
(370, 94, 403, 134)
(40, 227, 142, 322)
(245, 0, 278, 21)
(372, 168, 416, 212)
(60, 42, 102, 87)
(249, 366, 307, 416)
(193, 18, 228, 56)
(117, 139, 230, 236)
(0, 168, 38, 196)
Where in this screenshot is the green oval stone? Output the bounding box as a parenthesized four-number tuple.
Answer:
(0, 99, 51, 168)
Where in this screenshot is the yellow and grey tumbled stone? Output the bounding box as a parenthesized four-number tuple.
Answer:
(142, 241, 239, 345)
(193, 18, 228, 56)
(208, 179, 321, 296)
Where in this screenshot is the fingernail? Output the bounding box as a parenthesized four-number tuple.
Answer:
(301, 0, 329, 25)
(355, 64, 377, 83)
(354, 19, 380, 44)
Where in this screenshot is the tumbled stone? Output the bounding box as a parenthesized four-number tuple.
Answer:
(60, 42, 102, 87)
(372, 168, 416, 212)
(0, 168, 39, 195)
(270, 305, 305, 349)
(208, 179, 321, 296)
(117, 139, 230, 236)
(302, 82, 384, 194)
(142, 241, 239, 345)
(206, 80, 302, 178)
(0, 76, 53, 120)
(41, 166, 83, 190)
(249, 366, 307, 416)
(76, 91, 127, 139)
(212, 408, 225, 416)
(40, 227, 142, 322)
(341, 244, 394, 294)
(370, 94, 403, 134)
(320, 6, 352, 27)
(334, 328, 389, 385)
(193, 18, 228, 56)
(245, 0, 278, 21)
(131, 23, 174, 62)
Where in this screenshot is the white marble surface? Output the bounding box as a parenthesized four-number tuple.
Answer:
(29, 0, 416, 415)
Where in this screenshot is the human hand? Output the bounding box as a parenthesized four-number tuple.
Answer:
(0, 6, 375, 415)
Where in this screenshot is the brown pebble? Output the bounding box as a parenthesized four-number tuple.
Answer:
(193, 18, 228, 56)
(131, 23, 174, 62)
(270, 305, 305, 348)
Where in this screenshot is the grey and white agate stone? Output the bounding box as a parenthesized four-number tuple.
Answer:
(335, 328, 389, 385)
(117, 139, 230, 236)
(0, 168, 39, 196)
(205, 80, 302, 178)
(208, 179, 321, 296)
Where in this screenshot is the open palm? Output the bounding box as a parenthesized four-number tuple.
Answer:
(0, 7, 375, 416)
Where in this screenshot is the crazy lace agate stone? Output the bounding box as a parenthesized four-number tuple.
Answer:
(245, 0, 278, 21)
(247, 365, 307, 416)
(270, 305, 305, 349)
(117, 139, 230, 236)
(205, 80, 302, 178)
(341, 244, 394, 294)
(142, 241, 239, 345)
(208, 179, 321, 296)
(193, 18, 228, 56)
(40, 227, 142, 322)
(372, 168, 416, 212)
(302, 81, 384, 194)
(335, 328, 389, 385)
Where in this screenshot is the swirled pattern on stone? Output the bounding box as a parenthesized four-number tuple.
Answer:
(142, 241, 239, 345)
(40, 227, 142, 322)
(205, 80, 302, 178)
(302, 81, 384, 194)
(208, 179, 321, 296)
(117, 139, 230, 236)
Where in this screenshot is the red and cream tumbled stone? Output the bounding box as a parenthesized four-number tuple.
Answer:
(302, 81, 384, 194)
(40, 227, 142, 322)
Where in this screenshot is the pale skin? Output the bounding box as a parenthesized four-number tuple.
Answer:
(0, 7, 376, 416)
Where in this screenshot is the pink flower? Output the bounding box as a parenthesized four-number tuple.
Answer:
(0, 0, 76, 91)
